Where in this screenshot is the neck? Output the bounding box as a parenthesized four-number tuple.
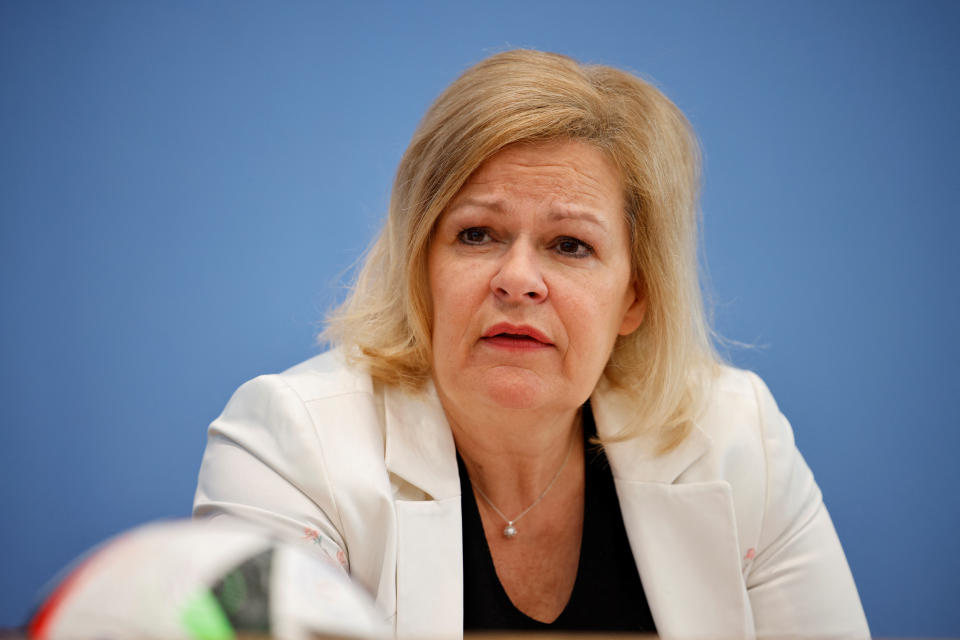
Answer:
(441, 388, 583, 513)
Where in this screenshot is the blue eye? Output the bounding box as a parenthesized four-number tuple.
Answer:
(458, 227, 491, 245)
(554, 236, 593, 258)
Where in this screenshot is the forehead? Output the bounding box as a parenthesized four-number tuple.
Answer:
(451, 140, 624, 213)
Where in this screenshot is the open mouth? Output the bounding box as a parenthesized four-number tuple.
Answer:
(482, 331, 552, 350)
(494, 333, 541, 342)
(481, 323, 553, 348)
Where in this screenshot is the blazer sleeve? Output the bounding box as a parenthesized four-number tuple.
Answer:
(745, 371, 870, 638)
(193, 374, 350, 574)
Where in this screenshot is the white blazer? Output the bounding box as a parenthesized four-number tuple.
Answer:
(193, 349, 869, 639)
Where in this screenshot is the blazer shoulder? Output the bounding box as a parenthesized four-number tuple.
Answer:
(682, 366, 799, 544)
(195, 349, 396, 599)
(701, 375, 868, 636)
(711, 364, 772, 404)
(225, 348, 387, 465)
(277, 348, 376, 402)
(210, 348, 382, 450)
(698, 365, 788, 448)
(197, 349, 390, 529)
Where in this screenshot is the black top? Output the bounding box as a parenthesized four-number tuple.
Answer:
(458, 402, 657, 632)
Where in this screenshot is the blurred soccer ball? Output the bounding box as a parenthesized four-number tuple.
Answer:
(28, 518, 387, 640)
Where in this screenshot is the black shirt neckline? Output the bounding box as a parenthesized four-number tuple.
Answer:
(458, 401, 656, 632)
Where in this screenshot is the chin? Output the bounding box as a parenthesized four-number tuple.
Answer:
(479, 368, 553, 411)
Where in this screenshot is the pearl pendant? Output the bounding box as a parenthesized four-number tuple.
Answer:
(503, 523, 517, 538)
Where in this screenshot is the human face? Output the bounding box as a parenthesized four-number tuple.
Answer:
(427, 140, 645, 416)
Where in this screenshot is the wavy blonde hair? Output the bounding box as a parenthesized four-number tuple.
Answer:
(324, 49, 720, 451)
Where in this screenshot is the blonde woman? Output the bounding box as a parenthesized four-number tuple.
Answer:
(194, 50, 869, 638)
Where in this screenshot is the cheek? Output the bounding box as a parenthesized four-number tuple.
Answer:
(558, 274, 632, 350)
(428, 253, 488, 352)
(431, 260, 468, 319)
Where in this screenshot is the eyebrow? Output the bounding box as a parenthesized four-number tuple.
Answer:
(447, 197, 611, 232)
(446, 197, 506, 214)
(546, 209, 609, 232)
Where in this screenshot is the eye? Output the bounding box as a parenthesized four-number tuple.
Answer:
(553, 236, 594, 258)
(457, 227, 492, 245)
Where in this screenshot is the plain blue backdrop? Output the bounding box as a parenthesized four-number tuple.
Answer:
(2, 1, 958, 634)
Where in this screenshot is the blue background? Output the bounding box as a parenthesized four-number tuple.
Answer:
(2, 1, 958, 634)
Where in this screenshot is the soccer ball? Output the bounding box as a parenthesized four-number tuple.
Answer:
(28, 518, 387, 640)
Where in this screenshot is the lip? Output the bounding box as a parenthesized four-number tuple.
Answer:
(481, 322, 553, 348)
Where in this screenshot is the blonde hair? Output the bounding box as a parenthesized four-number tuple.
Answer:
(324, 49, 720, 451)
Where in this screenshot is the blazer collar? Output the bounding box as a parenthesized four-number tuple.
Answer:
(591, 376, 712, 484)
(383, 379, 461, 500)
(383, 375, 711, 497)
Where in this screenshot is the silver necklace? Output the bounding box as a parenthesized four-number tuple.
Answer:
(471, 435, 575, 539)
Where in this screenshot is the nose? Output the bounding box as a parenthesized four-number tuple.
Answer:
(490, 242, 548, 303)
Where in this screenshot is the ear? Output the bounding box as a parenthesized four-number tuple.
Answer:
(618, 279, 646, 336)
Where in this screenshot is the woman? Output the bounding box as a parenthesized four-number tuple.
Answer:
(194, 50, 869, 638)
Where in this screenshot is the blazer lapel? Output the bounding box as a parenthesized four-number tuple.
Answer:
(380, 377, 754, 638)
(384, 381, 460, 500)
(611, 480, 754, 638)
(593, 380, 754, 639)
(384, 382, 463, 639)
(394, 497, 462, 638)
